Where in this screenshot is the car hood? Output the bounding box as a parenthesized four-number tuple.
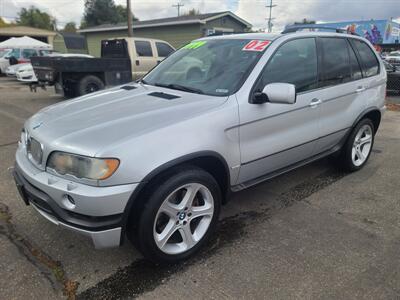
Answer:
(26, 84, 228, 156)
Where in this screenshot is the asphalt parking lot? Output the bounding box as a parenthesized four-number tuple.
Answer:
(0, 76, 400, 299)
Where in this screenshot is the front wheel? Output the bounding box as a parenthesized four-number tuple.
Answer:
(340, 118, 375, 171)
(132, 167, 221, 264)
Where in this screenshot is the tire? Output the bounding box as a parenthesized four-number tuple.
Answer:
(339, 118, 375, 172)
(131, 166, 221, 264)
(77, 75, 104, 96)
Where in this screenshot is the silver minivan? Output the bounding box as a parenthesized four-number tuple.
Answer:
(13, 28, 386, 263)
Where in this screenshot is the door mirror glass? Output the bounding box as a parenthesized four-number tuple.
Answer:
(253, 83, 296, 104)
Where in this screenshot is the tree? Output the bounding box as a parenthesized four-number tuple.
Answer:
(17, 6, 55, 30)
(63, 22, 77, 33)
(81, 0, 138, 28)
(115, 4, 138, 23)
(185, 8, 200, 16)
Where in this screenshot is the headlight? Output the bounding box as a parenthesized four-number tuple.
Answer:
(47, 152, 120, 180)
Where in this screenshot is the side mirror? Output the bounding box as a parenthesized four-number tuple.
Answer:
(252, 83, 296, 104)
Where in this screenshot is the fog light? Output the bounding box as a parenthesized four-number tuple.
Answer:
(66, 194, 75, 205)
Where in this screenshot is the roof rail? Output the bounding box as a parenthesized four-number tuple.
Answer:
(282, 25, 359, 36)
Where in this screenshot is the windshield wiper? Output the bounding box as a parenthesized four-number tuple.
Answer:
(154, 83, 204, 94)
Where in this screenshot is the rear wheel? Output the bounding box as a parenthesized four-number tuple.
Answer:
(131, 167, 221, 264)
(340, 118, 374, 171)
(77, 75, 104, 96)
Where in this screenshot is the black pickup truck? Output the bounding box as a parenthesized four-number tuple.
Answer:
(31, 39, 132, 97)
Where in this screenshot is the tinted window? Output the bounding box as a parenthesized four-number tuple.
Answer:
(257, 38, 318, 93)
(156, 42, 174, 57)
(21, 49, 38, 59)
(135, 41, 153, 57)
(320, 38, 352, 87)
(348, 41, 362, 80)
(352, 40, 379, 77)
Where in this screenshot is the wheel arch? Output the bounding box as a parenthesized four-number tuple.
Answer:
(120, 151, 231, 244)
(353, 107, 381, 134)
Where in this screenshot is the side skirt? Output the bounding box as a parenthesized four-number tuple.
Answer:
(231, 145, 342, 192)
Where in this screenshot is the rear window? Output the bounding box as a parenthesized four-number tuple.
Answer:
(156, 42, 174, 57)
(351, 40, 379, 77)
(135, 41, 153, 57)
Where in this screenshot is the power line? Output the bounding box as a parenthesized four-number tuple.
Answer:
(172, 2, 184, 17)
(266, 0, 277, 33)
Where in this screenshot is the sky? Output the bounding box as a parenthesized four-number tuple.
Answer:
(1, 0, 400, 31)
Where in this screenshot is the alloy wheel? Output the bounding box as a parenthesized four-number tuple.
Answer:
(351, 124, 373, 167)
(153, 183, 214, 255)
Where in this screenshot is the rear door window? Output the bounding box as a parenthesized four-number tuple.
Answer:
(351, 39, 379, 77)
(21, 49, 38, 59)
(135, 41, 153, 57)
(320, 38, 352, 87)
(156, 42, 174, 57)
(348, 41, 363, 81)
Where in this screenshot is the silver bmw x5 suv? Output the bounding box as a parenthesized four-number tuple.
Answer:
(13, 29, 386, 263)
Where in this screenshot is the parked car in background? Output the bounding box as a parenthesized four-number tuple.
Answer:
(385, 51, 400, 66)
(5, 63, 29, 77)
(13, 29, 386, 264)
(31, 37, 175, 97)
(384, 61, 400, 94)
(0, 48, 12, 74)
(0, 48, 51, 74)
(16, 63, 38, 83)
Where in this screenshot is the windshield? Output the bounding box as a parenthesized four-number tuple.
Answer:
(143, 39, 269, 96)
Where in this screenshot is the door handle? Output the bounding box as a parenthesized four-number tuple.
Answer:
(135, 60, 140, 66)
(309, 98, 322, 107)
(356, 86, 365, 93)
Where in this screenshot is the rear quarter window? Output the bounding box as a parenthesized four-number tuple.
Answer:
(351, 39, 379, 77)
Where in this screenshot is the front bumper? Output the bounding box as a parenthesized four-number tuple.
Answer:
(14, 148, 138, 248)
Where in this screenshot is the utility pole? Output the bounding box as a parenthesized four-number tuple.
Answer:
(172, 2, 184, 17)
(266, 0, 277, 33)
(127, 0, 133, 37)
